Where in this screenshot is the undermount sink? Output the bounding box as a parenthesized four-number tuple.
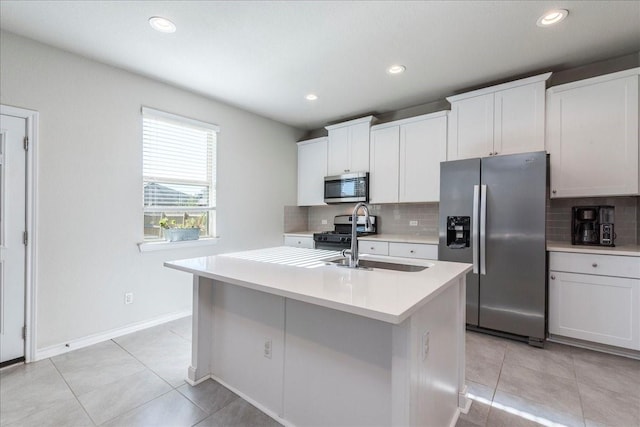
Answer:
(326, 257, 428, 272)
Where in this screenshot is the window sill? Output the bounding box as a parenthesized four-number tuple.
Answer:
(138, 237, 219, 253)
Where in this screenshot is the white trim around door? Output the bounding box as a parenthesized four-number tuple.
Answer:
(1, 104, 38, 363)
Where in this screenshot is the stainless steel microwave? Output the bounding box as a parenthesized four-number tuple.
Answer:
(324, 172, 369, 204)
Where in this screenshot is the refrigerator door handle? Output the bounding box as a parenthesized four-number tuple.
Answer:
(472, 185, 480, 274)
(480, 184, 487, 275)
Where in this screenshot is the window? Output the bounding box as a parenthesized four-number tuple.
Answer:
(142, 107, 217, 240)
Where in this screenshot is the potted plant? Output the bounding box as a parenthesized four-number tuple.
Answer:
(159, 213, 206, 242)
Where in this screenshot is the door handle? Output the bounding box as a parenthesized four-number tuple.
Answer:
(480, 184, 487, 275)
(472, 185, 480, 274)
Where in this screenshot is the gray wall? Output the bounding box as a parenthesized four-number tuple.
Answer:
(1, 31, 302, 350)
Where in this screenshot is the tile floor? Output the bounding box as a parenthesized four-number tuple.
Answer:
(458, 332, 640, 427)
(1, 317, 638, 426)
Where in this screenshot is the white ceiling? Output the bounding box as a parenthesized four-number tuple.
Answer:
(1, 1, 639, 130)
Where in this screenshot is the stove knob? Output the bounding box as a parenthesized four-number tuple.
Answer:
(340, 237, 346, 242)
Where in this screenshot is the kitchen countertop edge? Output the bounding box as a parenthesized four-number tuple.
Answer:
(547, 241, 640, 257)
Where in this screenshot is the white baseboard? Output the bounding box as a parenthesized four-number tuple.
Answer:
(34, 310, 191, 361)
(547, 334, 640, 360)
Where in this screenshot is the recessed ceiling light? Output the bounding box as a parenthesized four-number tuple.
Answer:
(536, 9, 568, 27)
(305, 94, 318, 101)
(149, 16, 176, 33)
(387, 65, 406, 75)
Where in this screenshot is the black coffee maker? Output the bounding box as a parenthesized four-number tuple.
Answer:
(571, 206, 615, 246)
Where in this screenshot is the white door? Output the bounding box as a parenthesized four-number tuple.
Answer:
(0, 114, 26, 363)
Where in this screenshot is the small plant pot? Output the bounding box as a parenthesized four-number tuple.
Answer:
(164, 228, 200, 242)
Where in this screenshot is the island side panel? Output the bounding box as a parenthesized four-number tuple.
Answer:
(188, 275, 214, 385)
(283, 299, 393, 427)
(393, 278, 464, 427)
(457, 275, 470, 413)
(211, 282, 286, 417)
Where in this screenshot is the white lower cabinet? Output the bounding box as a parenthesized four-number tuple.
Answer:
(284, 236, 314, 249)
(359, 241, 389, 256)
(548, 252, 640, 350)
(389, 242, 438, 260)
(359, 240, 437, 259)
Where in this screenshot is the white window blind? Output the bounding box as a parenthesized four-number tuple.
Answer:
(142, 107, 217, 239)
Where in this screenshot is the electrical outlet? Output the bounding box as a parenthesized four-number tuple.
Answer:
(321, 219, 328, 225)
(124, 292, 133, 305)
(264, 339, 272, 359)
(422, 331, 430, 360)
(409, 220, 418, 226)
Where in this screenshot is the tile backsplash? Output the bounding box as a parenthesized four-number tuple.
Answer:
(286, 195, 639, 246)
(546, 196, 639, 246)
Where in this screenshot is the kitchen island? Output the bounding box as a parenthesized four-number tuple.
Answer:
(165, 246, 472, 427)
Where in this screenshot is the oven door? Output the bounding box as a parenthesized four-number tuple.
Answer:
(324, 172, 369, 204)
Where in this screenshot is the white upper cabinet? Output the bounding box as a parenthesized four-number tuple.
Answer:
(369, 112, 448, 204)
(297, 137, 327, 206)
(400, 114, 447, 203)
(447, 72, 551, 161)
(447, 93, 494, 160)
(369, 126, 400, 204)
(546, 68, 640, 198)
(326, 116, 374, 176)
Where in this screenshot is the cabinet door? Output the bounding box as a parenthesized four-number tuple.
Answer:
(369, 126, 400, 204)
(549, 271, 640, 350)
(327, 126, 350, 176)
(359, 240, 389, 256)
(400, 116, 447, 202)
(494, 81, 545, 156)
(447, 93, 494, 160)
(284, 236, 315, 249)
(389, 242, 438, 260)
(297, 139, 327, 206)
(349, 122, 371, 173)
(547, 74, 639, 198)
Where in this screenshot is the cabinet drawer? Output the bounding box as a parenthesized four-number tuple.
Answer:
(283, 236, 314, 249)
(549, 252, 640, 279)
(359, 241, 389, 256)
(549, 271, 640, 350)
(388, 242, 437, 260)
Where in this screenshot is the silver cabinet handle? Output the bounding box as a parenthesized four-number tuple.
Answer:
(493, 152, 498, 156)
(489, 152, 493, 156)
(550, 275, 555, 280)
(480, 184, 487, 275)
(552, 190, 557, 194)
(592, 263, 598, 268)
(472, 185, 480, 274)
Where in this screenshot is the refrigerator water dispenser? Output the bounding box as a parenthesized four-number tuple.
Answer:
(446, 216, 470, 249)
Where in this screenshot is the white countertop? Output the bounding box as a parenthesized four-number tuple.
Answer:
(283, 231, 315, 237)
(165, 246, 471, 324)
(547, 241, 640, 257)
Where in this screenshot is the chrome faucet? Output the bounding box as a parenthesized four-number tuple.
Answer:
(342, 202, 371, 268)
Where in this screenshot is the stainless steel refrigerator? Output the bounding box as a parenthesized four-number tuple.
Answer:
(438, 151, 547, 346)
